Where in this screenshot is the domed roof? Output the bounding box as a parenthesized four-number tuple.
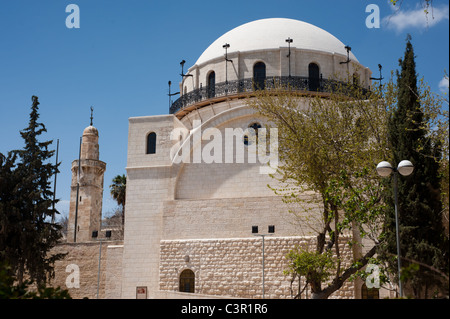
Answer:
(195, 18, 358, 66)
(83, 125, 98, 136)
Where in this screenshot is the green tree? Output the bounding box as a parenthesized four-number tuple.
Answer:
(417, 74, 449, 239)
(109, 174, 126, 225)
(0, 96, 64, 286)
(380, 36, 448, 298)
(0, 152, 21, 265)
(0, 262, 70, 299)
(248, 80, 389, 299)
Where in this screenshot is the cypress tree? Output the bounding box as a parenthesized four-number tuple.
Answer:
(0, 96, 64, 285)
(382, 35, 448, 298)
(0, 152, 21, 277)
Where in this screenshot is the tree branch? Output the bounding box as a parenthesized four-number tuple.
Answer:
(320, 244, 377, 299)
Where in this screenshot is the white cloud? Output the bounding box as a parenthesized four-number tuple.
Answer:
(383, 4, 449, 32)
(439, 76, 449, 93)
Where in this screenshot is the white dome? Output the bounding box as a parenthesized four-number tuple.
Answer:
(195, 18, 358, 66)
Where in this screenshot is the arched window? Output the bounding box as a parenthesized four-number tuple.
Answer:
(308, 63, 320, 92)
(179, 269, 195, 293)
(253, 62, 266, 90)
(146, 132, 156, 154)
(207, 71, 215, 98)
(361, 283, 379, 299)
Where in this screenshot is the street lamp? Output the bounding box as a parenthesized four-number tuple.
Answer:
(167, 80, 180, 108)
(252, 225, 275, 298)
(376, 160, 414, 297)
(285, 37, 293, 78)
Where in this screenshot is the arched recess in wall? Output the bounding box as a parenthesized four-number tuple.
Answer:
(207, 71, 216, 98)
(146, 132, 156, 154)
(253, 61, 266, 90)
(179, 269, 195, 293)
(173, 105, 258, 200)
(308, 62, 320, 92)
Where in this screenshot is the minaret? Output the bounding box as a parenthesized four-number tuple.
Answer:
(67, 108, 106, 242)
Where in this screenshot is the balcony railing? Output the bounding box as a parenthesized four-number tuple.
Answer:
(169, 76, 365, 115)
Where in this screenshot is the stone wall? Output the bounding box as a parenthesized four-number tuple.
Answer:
(49, 241, 123, 299)
(162, 196, 317, 241)
(159, 236, 355, 299)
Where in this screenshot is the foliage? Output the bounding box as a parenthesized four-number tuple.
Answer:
(379, 37, 448, 298)
(390, 0, 433, 15)
(247, 79, 389, 298)
(324, 169, 386, 244)
(0, 96, 64, 286)
(0, 262, 71, 299)
(110, 174, 126, 208)
(415, 75, 449, 234)
(285, 248, 336, 289)
(109, 174, 126, 225)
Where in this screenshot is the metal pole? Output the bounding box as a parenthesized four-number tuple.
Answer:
(393, 172, 403, 297)
(225, 54, 228, 86)
(262, 234, 265, 299)
(288, 47, 291, 78)
(223, 44, 231, 94)
(253, 231, 273, 298)
(97, 239, 102, 299)
(51, 139, 59, 224)
(168, 81, 171, 109)
(74, 136, 81, 243)
(287, 39, 292, 78)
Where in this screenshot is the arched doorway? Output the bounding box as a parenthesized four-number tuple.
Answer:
(361, 283, 380, 299)
(179, 269, 195, 293)
(253, 62, 266, 90)
(207, 71, 216, 98)
(308, 63, 320, 92)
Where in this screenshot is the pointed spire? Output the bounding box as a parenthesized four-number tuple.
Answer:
(90, 106, 94, 126)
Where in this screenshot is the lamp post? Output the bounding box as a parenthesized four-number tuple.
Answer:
(339, 45, 352, 65)
(92, 230, 112, 299)
(180, 60, 193, 79)
(168, 80, 180, 108)
(223, 43, 232, 89)
(376, 160, 414, 298)
(285, 37, 293, 78)
(370, 64, 384, 90)
(252, 225, 275, 298)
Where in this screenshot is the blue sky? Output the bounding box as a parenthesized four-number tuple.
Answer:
(0, 0, 448, 220)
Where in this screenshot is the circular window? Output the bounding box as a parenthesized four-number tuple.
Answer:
(243, 122, 262, 146)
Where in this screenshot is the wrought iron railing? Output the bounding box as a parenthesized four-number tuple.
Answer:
(169, 76, 365, 114)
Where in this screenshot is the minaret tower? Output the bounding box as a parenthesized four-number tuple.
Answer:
(67, 108, 106, 242)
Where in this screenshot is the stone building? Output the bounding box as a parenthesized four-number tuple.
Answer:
(51, 18, 392, 299)
(67, 124, 106, 243)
